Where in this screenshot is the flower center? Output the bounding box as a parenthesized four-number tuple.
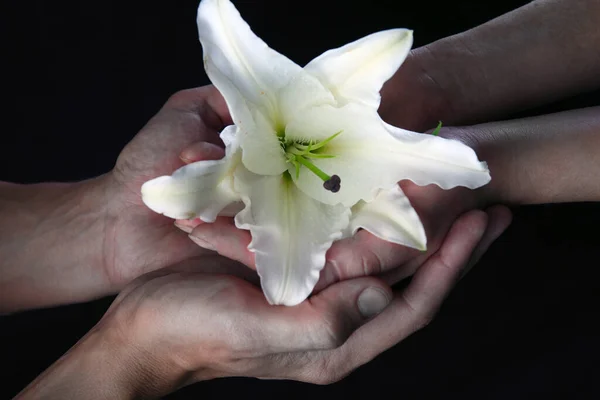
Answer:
(280, 131, 342, 193)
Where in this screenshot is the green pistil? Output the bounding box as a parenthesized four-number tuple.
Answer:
(281, 130, 343, 193)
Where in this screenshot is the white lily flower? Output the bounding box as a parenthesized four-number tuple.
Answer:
(141, 0, 491, 306)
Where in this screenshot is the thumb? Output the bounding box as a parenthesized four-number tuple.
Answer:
(258, 277, 392, 353)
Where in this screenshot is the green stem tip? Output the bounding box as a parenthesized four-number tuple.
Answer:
(431, 121, 443, 136)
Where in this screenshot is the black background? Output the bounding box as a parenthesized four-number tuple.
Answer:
(1, 1, 599, 399)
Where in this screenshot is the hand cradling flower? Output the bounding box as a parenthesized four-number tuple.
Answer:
(141, 0, 490, 306)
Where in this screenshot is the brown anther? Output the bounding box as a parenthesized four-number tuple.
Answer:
(323, 175, 341, 193)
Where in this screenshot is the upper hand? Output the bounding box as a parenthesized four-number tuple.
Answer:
(99, 86, 244, 288)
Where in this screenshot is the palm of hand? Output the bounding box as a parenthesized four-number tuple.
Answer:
(100, 87, 232, 287)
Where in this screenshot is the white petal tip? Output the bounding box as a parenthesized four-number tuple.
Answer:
(263, 288, 312, 307)
(141, 177, 182, 219)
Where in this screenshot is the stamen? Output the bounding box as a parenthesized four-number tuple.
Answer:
(295, 155, 331, 182)
(309, 130, 342, 151)
(323, 175, 341, 193)
(282, 130, 343, 192)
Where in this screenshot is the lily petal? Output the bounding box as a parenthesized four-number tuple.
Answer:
(286, 104, 490, 206)
(197, 0, 302, 117)
(277, 71, 336, 126)
(346, 185, 427, 251)
(141, 128, 241, 222)
(234, 166, 350, 306)
(238, 108, 288, 175)
(197, 0, 299, 176)
(305, 29, 413, 109)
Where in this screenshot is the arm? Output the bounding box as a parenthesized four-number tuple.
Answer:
(0, 178, 114, 313)
(14, 324, 182, 400)
(0, 87, 231, 314)
(380, 0, 600, 130)
(450, 106, 600, 205)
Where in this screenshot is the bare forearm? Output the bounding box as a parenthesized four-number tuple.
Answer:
(382, 0, 600, 129)
(452, 107, 600, 205)
(15, 324, 179, 400)
(0, 177, 112, 313)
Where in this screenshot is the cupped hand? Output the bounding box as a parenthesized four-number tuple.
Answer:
(99, 86, 243, 288)
(94, 210, 489, 395)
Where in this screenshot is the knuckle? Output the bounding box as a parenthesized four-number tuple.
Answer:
(165, 88, 208, 113)
(400, 292, 436, 331)
(308, 357, 348, 385)
(358, 246, 383, 277)
(166, 89, 192, 105)
(415, 310, 436, 331)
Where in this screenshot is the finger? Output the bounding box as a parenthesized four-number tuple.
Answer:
(316, 210, 488, 374)
(189, 217, 256, 269)
(174, 218, 204, 234)
(313, 229, 421, 292)
(401, 209, 487, 317)
(163, 85, 232, 128)
(461, 205, 512, 279)
(179, 141, 225, 164)
(161, 255, 260, 285)
(249, 277, 392, 355)
(378, 204, 494, 287)
(377, 264, 419, 287)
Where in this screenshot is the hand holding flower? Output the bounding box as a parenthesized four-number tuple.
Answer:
(141, 0, 491, 305)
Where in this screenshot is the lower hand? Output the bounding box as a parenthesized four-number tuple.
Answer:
(17, 207, 492, 399)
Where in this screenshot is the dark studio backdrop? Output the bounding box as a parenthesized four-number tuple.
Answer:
(1, 0, 599, 398)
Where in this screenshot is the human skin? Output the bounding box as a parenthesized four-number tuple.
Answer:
(16, 208, 491, 399)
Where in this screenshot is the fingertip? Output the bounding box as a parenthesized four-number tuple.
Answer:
(456, 209, 489, 239)
(190, 217, 256, 269)
(461, 206, 513, 279)
(485, 205, 513, 234)
(174, 218, 203, 233)
(179, 142, 225, 164)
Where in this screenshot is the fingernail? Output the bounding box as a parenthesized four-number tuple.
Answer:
(174, 221, 193, 233)
(189, 233, 216, 251)
(357, 288, 391, 318)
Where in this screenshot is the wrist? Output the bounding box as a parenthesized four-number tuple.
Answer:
(379, 47, 448, 132)
(89, 319, 189, 399)
(16, 321, 186, 400)
(0, 176, 115, 312)
(379, 47, 454, 132)
(441, 127, 504, 208)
